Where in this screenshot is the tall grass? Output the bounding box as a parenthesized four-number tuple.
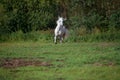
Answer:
(0, 30, 54, 42)
(68, 27, 120, 42)
(0, 28, 120, 42)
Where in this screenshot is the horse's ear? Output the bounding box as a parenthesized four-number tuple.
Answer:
(58, 16, 60, 19)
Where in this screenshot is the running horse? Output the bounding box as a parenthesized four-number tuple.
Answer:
(54, 16, 68, 44)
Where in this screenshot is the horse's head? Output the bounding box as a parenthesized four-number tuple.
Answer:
(56, 16, 66, 26)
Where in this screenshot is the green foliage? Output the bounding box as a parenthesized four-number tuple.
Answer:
(108, 10, 120, 30)
(27, 0, 56, 31)
(0, 0, 57, 33)
(0, 0, 120, 42)
(69, 10, 108, 32)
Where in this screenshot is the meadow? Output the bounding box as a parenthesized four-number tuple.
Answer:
(0, 42, 120, 80)
(0, 0, 120, 80)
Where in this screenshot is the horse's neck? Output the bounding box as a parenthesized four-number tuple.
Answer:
(56, 24, 63, 29)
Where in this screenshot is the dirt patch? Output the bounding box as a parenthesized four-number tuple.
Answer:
(0, 58, 52, 68)
(97, 42, 118, 47)
(93, 62, 115, 67)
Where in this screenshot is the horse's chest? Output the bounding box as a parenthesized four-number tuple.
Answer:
(58, 30, 62, 35)
(55, 25, 66, 36)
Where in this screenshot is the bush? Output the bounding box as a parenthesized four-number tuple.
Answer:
(69, 11, 106, 33)
(108, 10, 120, 30)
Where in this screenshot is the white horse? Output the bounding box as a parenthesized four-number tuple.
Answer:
(54, 16, 68, 44)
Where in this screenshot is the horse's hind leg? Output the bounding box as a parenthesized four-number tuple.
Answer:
(60, 36, 63, 43)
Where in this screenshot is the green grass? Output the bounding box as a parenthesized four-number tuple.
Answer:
(0, 42, 120, 80)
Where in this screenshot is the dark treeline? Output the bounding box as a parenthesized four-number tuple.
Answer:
(0, 0, 120, 34)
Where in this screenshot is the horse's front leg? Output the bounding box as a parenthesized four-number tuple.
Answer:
(54, 36, 57, 44)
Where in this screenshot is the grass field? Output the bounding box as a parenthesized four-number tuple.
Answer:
(0, 42, 120, 80)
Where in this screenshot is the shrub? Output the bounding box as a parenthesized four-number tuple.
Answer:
(108, 10, 120, 30)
